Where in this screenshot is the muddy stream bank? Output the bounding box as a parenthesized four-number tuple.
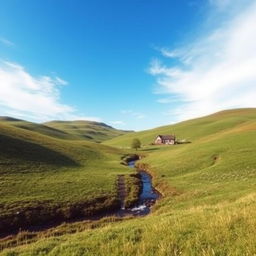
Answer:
(0, 157, 160, 239)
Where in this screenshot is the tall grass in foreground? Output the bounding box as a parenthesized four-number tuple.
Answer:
(1, 193, 256, 255)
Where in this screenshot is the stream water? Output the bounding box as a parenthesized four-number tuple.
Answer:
(0, 160, 160, 238)
(117, 160, 160, 216)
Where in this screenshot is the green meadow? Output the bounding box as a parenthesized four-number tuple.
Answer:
(0, 118, 135, 232)
(1, 108, 256, 255)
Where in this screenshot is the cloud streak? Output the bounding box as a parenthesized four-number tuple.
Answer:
(0, 61, 100, 122)
(150, 1, 256, 121)
(121, 110, 146, 119)
(0, 37, 15, 47)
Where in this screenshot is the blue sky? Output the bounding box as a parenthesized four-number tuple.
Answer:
(0, 0, 256, 130)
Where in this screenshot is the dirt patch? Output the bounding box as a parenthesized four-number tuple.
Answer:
(0, 196, 120, 238)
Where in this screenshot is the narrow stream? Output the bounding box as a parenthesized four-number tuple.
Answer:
(118, 160, 160, 216)
(0, 160, 160, 239)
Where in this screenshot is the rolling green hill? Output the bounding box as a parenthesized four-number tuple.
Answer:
(0, 117, 74, 140)
(104, 108, 256, 147)
(0, 119, 132, 232)
(44, 120, 132, 142)
(0, 117, 132, 143)
(1, 108, 256, 255)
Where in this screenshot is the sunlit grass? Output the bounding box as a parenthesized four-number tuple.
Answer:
(0, 121, 132, 231)
(1, 109, 256, 255)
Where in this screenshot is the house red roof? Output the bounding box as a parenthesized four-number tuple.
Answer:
(157, 135, 175, 140)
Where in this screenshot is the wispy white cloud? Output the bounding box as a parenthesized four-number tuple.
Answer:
(0, 37, 15, 47)
(134, 113, 146, 119)
(121, 110, 146, 119)
(0, 61, 100, 122)
(55, 76, 68, 86)
(208, 0, 252, 11)
(149, 1, 256, 121)
(157, 95, 182, 104)
(209, 0, 231, 9)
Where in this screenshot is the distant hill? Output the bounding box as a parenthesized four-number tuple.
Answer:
(104, 108, 256, 147)
(44, 120, 132, 142)
(0, 117, 75, 140)
(0, 116, 22, 122)
(0, 117, 132, 142)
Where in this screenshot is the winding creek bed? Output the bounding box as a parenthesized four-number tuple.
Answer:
(0, 158, 160, 240)
(117, 160, 160, 216)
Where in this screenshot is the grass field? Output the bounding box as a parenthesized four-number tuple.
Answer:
(1, 108, 256, 255)
(0, 119, 135, 232)
(104, 108, 256, 147)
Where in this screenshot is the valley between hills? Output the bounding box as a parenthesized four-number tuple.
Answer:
(1, 108, 256, 255)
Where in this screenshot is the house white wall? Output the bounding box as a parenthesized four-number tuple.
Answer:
(155, 136, 175, 145)
(155, 136, 162, 144)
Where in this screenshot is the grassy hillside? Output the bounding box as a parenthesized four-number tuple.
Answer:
(1, 108, 256, 255)
(44, 120, 132, 142)
(104, 108, 256, 147)
(0, 120, 133, 232)
(0, 117, 132, 143)
(0, 117, 74, 140)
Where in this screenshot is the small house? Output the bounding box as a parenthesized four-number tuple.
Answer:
(155, 135, 176, 145)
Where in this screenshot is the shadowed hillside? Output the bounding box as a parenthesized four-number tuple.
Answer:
(0, 120, 131, 233)
(0, 117, 132, 143)
(0, 117, 75, 140)
(0, 134, 78, 168)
